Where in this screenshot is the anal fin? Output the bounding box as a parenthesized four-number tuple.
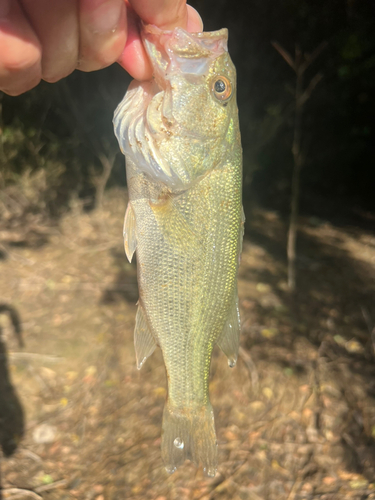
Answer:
(217, 293, 241, 367)
(134, 305, 157, 370)
(123, 202, 137, 262)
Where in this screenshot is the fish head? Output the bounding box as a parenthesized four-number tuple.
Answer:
(143, 25, 239, 187)
(114, 25, 240, 190)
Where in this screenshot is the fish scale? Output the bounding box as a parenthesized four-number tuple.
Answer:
(114, 24, 243, 476)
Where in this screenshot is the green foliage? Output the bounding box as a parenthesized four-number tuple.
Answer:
(341, 34, 362, 60)
(0, 64, 130, 219)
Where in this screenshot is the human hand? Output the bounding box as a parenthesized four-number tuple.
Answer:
(0, 0, 203, 96)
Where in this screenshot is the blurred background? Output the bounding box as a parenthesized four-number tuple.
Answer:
(0, 0, 375, 499)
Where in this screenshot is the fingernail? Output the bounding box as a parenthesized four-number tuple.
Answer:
(187, 5, 204, 32)
(83, 0, 124, 34)
(0, 0, 10, 18)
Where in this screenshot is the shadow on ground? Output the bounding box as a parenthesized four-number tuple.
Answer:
(0, 304, 25, 499)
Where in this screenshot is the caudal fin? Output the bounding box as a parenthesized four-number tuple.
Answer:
(161, 402, 218, 477)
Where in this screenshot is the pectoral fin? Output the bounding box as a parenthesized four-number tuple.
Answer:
(217, 293, 241, 367)
(123, 202, 137, 262)
(134, 305, 157, 370)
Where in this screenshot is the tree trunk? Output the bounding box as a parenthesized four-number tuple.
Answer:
(287, 70, 303, 291)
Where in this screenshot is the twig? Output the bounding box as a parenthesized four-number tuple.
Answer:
(1, 488, 42, 500)
(361, 306, 375, 356)
(35, 479, 67, 493)
(300, 73, 323, 106)
(20, 449, 42, 464)
(0, 244, 35, 266)
(303, 41, 328, 69)
(8, 352, 64, 363)
(361, 306, 374, 334)
(271, 42, 295, 70)
(60, 237, 118, 254)
(287, 478, 302, 500)
(238, 346, 259, 393)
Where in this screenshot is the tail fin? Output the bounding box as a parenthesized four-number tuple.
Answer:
(161, 402, 218, 477)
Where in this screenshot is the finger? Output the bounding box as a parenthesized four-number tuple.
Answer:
(119, 3, 204, 81)
(0, 0, 42, 95)
(186, 5, 203, 32)
(78, 0, 127, 73)
(20, 0, 79, 83)
(128, 0, 188, 30)
(117, 6, 152, 81)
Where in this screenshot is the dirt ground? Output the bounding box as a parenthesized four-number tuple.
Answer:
(1, 187, 375, 500)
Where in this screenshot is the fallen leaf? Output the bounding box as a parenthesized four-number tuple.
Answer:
(262, 387, 273, 400)
(261, 328, 278, 339)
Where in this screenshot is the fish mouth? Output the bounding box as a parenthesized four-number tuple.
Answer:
(142, 24, 230, 141)
(142, 24, 228, 88)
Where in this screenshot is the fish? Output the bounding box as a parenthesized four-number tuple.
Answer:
(113, 23, 243, 477)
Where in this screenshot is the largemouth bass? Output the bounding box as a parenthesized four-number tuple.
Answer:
(113, 24, 243, 476)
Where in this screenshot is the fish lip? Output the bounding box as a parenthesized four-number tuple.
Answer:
(142, 23, 229, 51)
(141, 23, 229, 86)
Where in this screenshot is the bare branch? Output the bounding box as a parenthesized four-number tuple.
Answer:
(295, 44, 302, 69)
(300, 41, 328, 74)
(305, 41, 328, 66)
(299, 73, 324, 106)
(271, 41, 296, 71)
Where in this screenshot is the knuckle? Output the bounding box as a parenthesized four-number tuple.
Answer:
(3, 45, 41, 73)
(79, 32, 126, 71)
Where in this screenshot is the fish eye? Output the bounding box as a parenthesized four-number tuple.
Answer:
(212, 76, 232, 102)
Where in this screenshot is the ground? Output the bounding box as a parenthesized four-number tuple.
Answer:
(0, 188, 375, 500)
